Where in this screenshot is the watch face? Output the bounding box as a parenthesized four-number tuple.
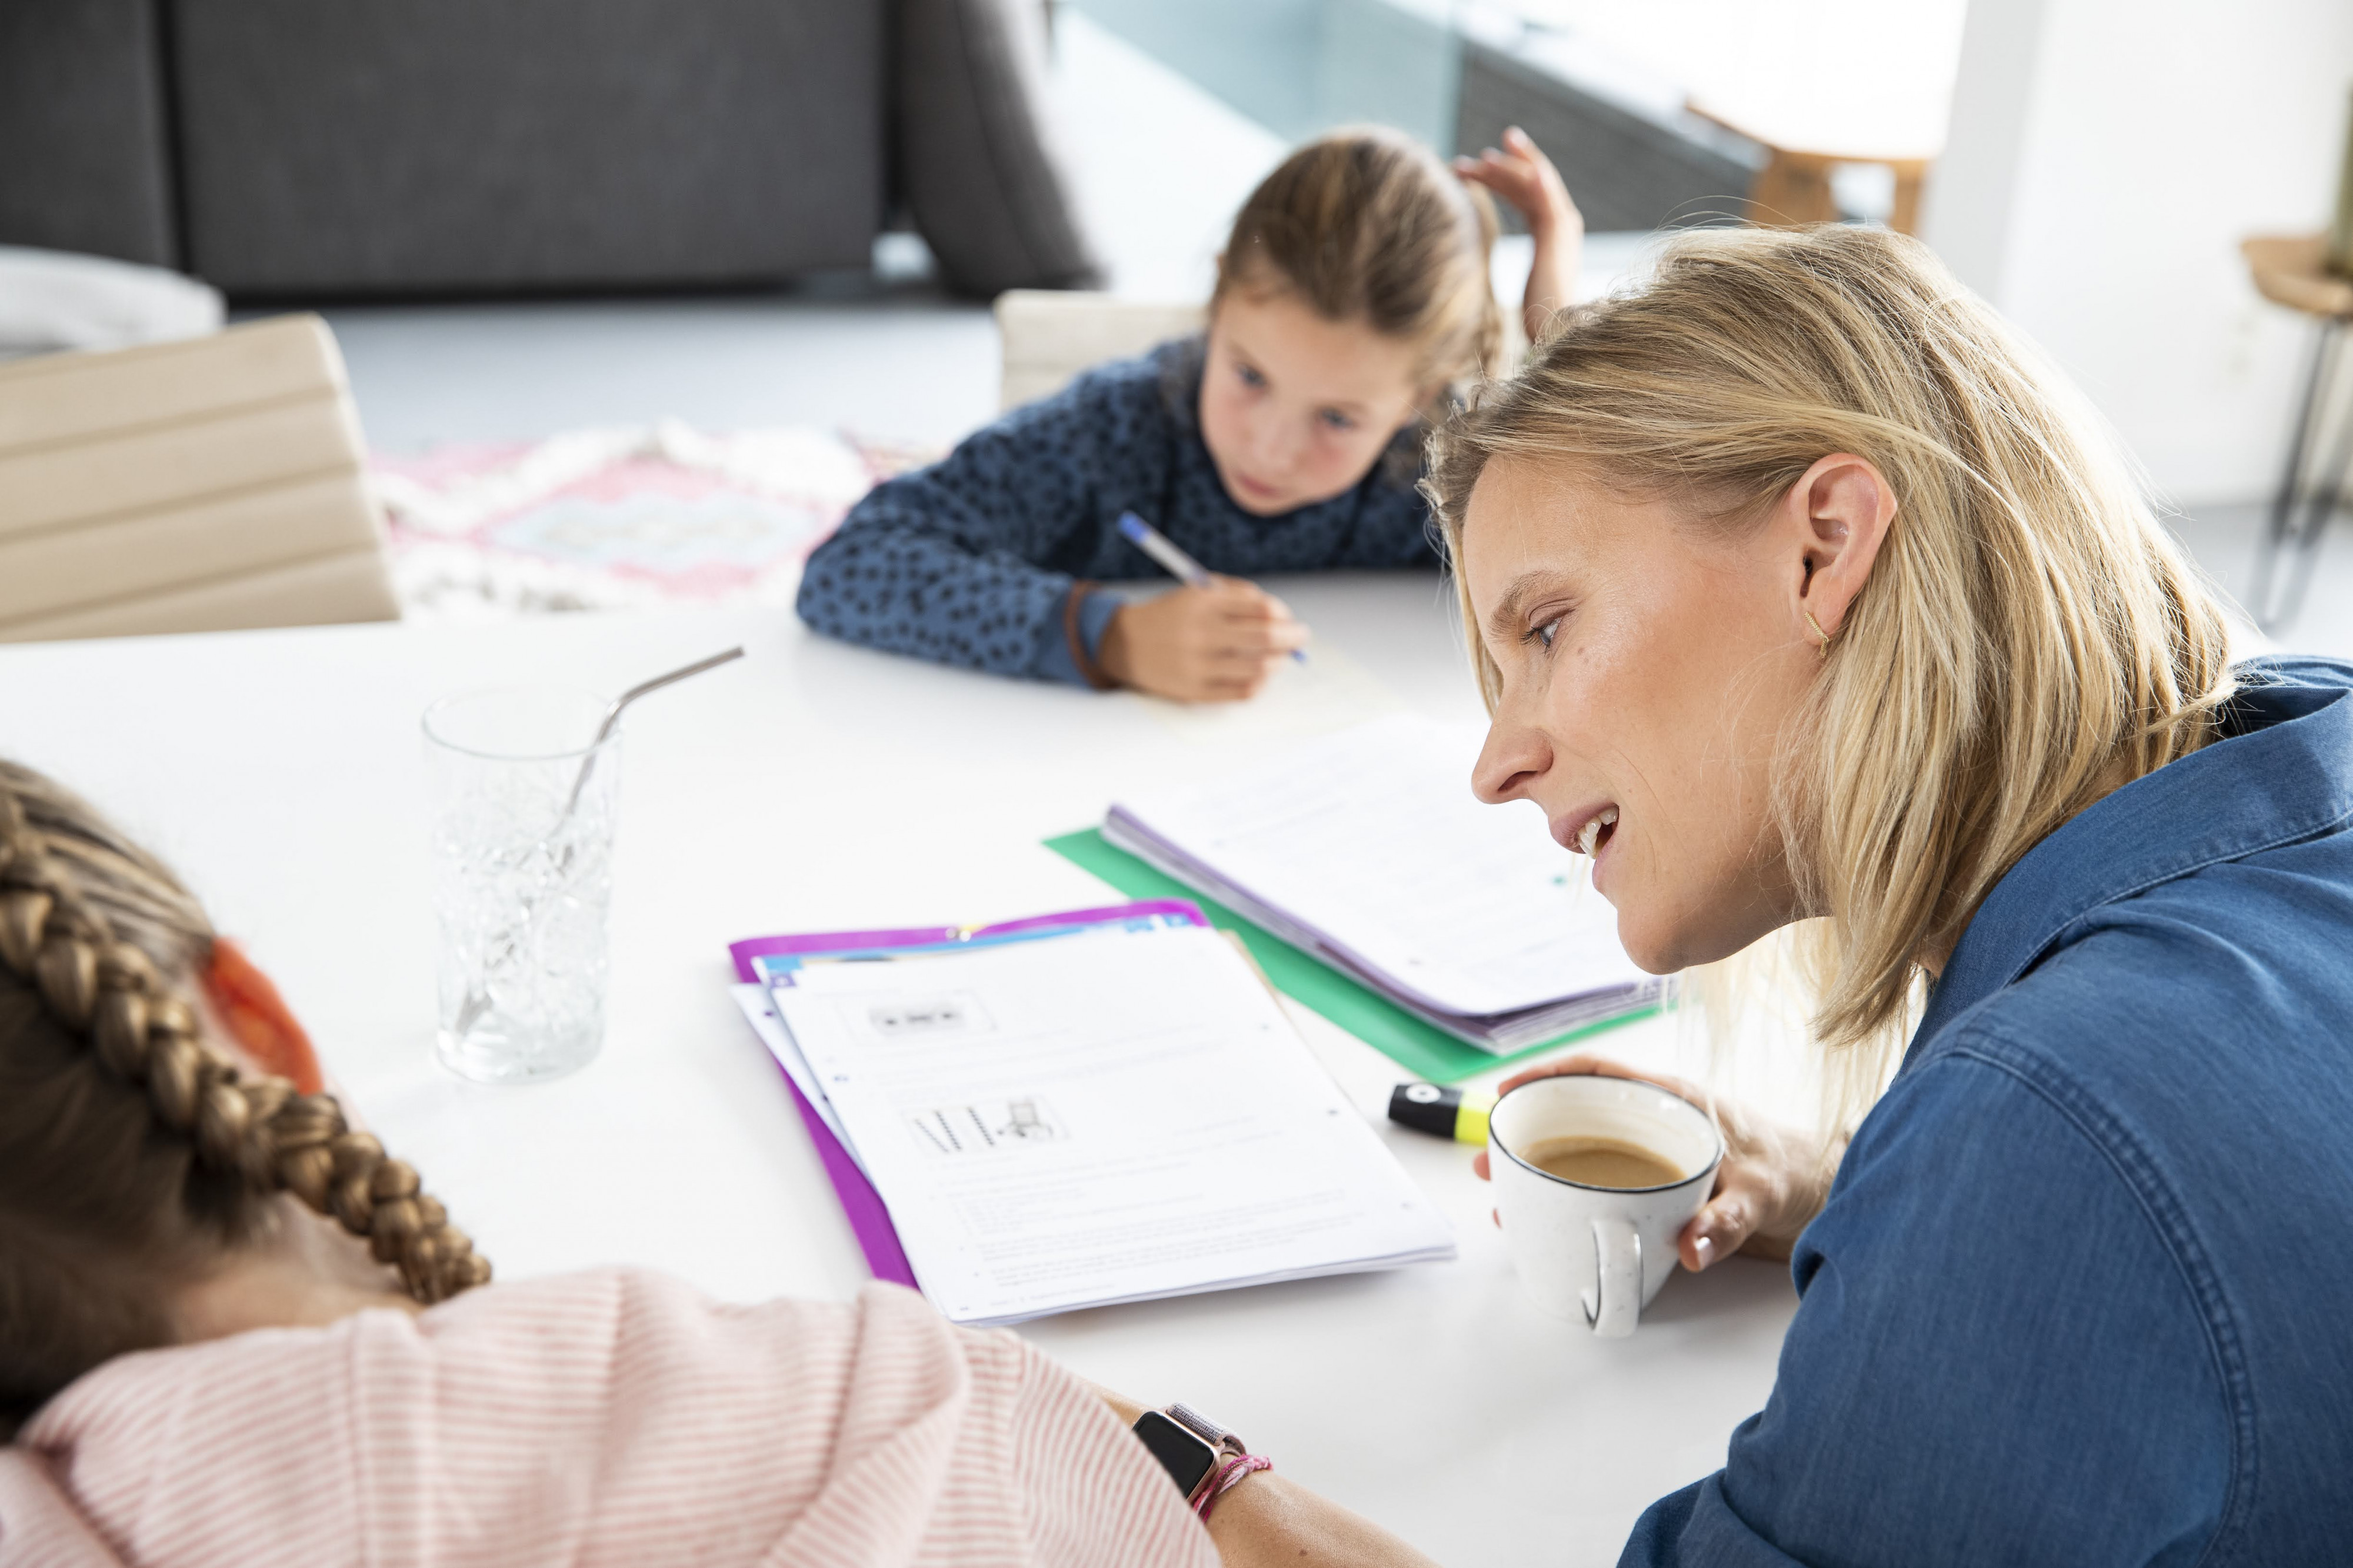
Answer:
(1134, 1410, 1218, 1496)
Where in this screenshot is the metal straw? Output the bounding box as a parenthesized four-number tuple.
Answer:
(446, 647, 747, 1045)
(560, 646, 745, 819)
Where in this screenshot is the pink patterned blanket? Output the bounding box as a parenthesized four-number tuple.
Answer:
(370, 422, 938, 618)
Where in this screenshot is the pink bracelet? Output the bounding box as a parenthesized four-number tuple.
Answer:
(1195, 1453, 1272, 1520)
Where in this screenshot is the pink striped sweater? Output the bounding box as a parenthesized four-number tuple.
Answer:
(0, 1271, 1219, 1568)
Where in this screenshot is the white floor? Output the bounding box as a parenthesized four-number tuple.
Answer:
(2167, 503, 2353, 661)
(324, 289, 1001, 453)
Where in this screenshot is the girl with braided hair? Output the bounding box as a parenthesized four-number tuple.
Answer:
(0, 763, 491, 1412)
(0, 760, 1439, 1568)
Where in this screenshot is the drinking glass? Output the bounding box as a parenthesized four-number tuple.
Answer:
(423, 686, 619, 1084)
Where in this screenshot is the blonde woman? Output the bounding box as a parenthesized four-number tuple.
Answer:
(0, 768, 1441, 1566)
(1429, 224, 2353, 1563)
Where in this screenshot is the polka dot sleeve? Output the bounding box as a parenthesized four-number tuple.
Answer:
(794, 339, 1440, 686)
(795, 355, 1162, 681)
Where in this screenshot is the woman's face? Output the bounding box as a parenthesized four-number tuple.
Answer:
(1463, 456, 1849, 973)
(1199, 288, 1428, 517)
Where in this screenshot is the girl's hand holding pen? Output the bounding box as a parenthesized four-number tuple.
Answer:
(1099, 579, 1310, 703)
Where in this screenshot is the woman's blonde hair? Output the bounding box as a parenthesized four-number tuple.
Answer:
(1215, 126, 1504, 402)
(1424, 225, 2234, 1109)
(0, 763, 487, 1434)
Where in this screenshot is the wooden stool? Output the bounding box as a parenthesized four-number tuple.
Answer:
(2242, 234, 2353, 632)
(1687, 102, 1935, 236)
(1746, 146, 1930, 235)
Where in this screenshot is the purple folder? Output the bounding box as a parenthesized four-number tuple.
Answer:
(728, 899, 1209, 1290)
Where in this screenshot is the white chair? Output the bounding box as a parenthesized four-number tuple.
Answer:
(993, 290, 1205, 412)
(0, 314, 400, 643)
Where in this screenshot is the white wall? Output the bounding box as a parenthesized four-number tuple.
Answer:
(1924, 0, 2353, 507)
(1049, 14, 1287, 301)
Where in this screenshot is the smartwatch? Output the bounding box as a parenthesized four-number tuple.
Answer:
(1131, 1402, 1245, 1506)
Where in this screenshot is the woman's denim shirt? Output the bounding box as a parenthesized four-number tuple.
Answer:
(1626, 657, 2353, 1567)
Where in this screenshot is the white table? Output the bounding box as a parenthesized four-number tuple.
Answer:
(0, 575, 1796, 1566)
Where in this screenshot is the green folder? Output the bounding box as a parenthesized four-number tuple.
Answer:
(1045, 828, 1657, 1083)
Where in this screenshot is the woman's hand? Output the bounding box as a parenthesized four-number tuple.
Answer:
(1099, 579, 1308, 703)
(1473, 1053, 1840, 1268)
(1452, 127, 1584, 346)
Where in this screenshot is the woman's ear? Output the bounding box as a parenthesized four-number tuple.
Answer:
(1782, 453, 1896, 644)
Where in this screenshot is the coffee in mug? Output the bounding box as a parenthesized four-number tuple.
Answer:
(1519, 1135, 1687, 1190)
(1489, 1075, 1722, 1337)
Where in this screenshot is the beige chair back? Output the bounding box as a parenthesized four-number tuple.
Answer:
(994, 290, 1205, 412)
(0, 314, 399, 643)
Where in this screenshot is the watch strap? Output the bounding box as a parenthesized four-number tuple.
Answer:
(1166, 1402, 1246, 1459)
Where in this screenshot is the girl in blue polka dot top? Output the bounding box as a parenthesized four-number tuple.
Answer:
(798, 125, 1582, 702)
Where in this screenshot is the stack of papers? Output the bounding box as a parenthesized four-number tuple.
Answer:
(1104, 715, 1662, 1053)
(732, 910, 1453, 1325)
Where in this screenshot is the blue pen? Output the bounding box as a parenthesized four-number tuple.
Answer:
(1116, 511, 1308, 663)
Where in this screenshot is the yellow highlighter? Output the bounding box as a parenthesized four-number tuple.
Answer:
(1387, 1082, 1492, 1146)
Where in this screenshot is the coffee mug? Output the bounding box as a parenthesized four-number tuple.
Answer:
(1489, 1074, 1723, 1337)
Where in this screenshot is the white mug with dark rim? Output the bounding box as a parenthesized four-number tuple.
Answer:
(1489, 1074, 1724, 1337)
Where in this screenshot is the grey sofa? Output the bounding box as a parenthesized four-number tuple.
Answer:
(0, 0, 1099, 299)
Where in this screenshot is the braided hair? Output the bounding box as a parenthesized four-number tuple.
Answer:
(0, 762, 486, 1433)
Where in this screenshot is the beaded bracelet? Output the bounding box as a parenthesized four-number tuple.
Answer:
(1064, 581, 1118, 690)
(1195, 1453, 1272, 1520)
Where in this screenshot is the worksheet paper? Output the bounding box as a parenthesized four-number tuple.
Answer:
(769, 924, 1454, 1325)
(1107, 715, 1649, 1020)
(732, 915, 1209, 1192)
(731, 983, 864, 1177)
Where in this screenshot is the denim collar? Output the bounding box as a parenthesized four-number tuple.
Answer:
(1907, 657, 2353, 1064)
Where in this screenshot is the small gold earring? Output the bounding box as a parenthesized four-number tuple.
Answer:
(1804, 609, 1832, 655)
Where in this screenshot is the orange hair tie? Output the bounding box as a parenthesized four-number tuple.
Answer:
(201, 938, 324, 1095)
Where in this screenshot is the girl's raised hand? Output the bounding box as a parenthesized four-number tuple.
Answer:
(1471, 1053, 1842, 1270)
(1098, 578, 1309, 703)
(1454, 126, 1581, 239)
(1454, 126, 1584, 344)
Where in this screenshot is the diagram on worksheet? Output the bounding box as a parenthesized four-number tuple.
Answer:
(909, 1097, 1064, 1156)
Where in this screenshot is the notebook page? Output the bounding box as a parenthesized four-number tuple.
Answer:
(1111, 715, 1647, 1017)
(772, 924, 1454, 1324)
